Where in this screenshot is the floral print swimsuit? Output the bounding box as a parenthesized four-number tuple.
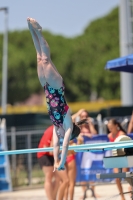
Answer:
(44, 82, 69, 127)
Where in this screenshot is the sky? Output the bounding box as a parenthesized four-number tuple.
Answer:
(0, 0, 119, 38)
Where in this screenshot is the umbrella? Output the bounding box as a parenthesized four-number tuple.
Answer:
(105, 54, 133, 73)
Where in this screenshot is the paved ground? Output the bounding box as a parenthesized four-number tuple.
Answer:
(0, 183, 131, 200)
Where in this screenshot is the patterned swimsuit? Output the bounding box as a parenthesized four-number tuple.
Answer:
(44, 82, 69, 127)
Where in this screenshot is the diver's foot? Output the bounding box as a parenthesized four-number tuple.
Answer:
(27, 17, 34, 32)
(27, 17, 42, 31)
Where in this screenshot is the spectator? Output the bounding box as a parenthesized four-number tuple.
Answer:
(72, 109, 85, 123)
(107, 119, 128, 200)
(72, 109, 97, 136)
(79, 110, 97, 137)
(127, 111, 133, 134)
(72, 109, 98, 199)
(64, 140, 77, 200)
(80, 109, 98, 199)
(37, 125, 71, 200)
(37, 125, 60, 200)
(64, 136, 84, 200)
(56, 169, 69, 200)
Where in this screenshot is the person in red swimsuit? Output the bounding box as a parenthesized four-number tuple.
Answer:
(64, 140, 77, 200)
(107, 119, 128, 200)
(64, 136, 84, 200)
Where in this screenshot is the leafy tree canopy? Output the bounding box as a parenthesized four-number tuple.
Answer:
(0, 7, 120, 104)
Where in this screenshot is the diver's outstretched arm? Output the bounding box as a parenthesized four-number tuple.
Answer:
(58, 128, 72, 170)
(53, 126, 60, 171)
(58, 111, 73, 170)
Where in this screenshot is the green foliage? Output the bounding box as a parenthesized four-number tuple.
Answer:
(0, 7, 120, 104)
(69, 7, 119, 101)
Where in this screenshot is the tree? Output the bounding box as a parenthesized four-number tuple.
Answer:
(0, 7, 120, 104)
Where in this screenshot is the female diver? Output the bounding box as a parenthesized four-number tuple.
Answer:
(27, 17, 86, 171)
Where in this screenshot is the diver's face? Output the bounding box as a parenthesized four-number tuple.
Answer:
(57, 127, 65, 138)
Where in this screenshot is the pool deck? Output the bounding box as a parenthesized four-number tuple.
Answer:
(0, 183, 130, 200)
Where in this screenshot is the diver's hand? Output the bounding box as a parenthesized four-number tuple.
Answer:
(57, 162, 65, 171)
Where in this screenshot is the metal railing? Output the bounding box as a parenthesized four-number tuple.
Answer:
(5, 115, 130, 188)
(7, 126, 46, 187)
